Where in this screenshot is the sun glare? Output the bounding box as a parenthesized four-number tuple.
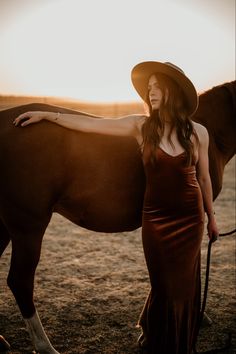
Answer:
(0, 0, 235, 102)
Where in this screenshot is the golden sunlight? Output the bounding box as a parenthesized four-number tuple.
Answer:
(0, 0, 235, 102)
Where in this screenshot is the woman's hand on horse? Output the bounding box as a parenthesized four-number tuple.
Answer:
(13, 111, 47, 127)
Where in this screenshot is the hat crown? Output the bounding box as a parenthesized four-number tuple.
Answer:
(164, 62, 185, 75)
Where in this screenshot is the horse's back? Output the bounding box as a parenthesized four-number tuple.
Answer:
(0, 103, 145, 232)
(0, 85, 235, 232)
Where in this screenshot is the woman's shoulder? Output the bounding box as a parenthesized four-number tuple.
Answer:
(192, 121, 209, 137)
(191, 121, 209, 145)
(124, 114, 146, 130)
(129, 114, 147, 121)
(124, 114, 146, 141)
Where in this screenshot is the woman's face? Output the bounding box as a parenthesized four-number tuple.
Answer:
(148, 75, 164, 110)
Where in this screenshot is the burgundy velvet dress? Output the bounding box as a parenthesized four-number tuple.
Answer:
(138, 145, 205, 354)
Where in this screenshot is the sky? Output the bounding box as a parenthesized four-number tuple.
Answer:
(0, 0, 235, 102)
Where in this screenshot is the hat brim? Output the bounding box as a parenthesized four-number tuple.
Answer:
(131, 61, 198, 116)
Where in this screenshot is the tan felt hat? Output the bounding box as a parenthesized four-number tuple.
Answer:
(131, 61, 198, 115)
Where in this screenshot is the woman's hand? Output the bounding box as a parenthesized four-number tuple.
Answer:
(207, 217, 219, 243)
(13, 111, 49, 127)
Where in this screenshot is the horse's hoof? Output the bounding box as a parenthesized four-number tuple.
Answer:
(0, 335, 11, 352)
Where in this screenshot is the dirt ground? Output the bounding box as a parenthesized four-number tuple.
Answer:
(0, 101, 235, 353)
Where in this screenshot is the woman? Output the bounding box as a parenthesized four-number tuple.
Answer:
(14, 61, 219, 354)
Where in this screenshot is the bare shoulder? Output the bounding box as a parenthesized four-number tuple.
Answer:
(124, 114, 146, 140)
(124, 114, 146, 130)
(192, 121, 209, 143)
(126, 114, 146, 123)
(131, 114, 147, 129)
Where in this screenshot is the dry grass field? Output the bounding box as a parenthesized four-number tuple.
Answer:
(0, 96, 235, 353)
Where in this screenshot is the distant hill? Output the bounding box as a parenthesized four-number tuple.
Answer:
(0, 95, 145, 117)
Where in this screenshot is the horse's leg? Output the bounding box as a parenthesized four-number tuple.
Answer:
(6, 217, 60, 354)
(24, 310, 60, 354)
(0, 221, 10, 257)
(0, 222, 12, 351)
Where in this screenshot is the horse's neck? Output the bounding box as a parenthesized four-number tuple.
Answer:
(194, 83, 236, 199)
(198, 85, 235, 163)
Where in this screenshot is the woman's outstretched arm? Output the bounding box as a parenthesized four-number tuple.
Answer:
(13, 111, 145, 137)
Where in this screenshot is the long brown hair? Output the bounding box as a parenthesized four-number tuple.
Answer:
(141, 73, 197, 165)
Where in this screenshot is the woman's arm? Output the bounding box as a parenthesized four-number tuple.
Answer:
(195, 123, 219, 242)
(13, 111, 145, 138)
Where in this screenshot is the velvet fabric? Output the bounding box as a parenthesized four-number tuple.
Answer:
(139, 146, 205, 354)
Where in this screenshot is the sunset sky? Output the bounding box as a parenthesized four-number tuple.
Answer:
(0, 0, 235, 102)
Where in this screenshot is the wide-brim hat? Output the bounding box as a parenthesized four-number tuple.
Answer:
(131, 61, 198, 116)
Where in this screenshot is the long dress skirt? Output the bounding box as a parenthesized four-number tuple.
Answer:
(138, 146, 205, 354)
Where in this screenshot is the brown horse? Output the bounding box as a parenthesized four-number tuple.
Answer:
(0, 81, 235, 353)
